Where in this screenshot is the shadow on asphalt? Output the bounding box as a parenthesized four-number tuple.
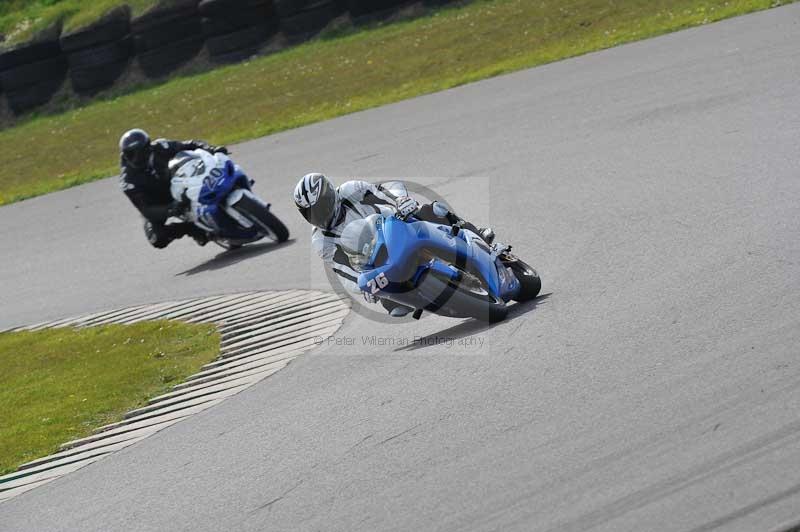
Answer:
(175, 239, 295, 276)
(393, 292, 552, 352)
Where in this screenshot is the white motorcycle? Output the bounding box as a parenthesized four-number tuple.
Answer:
(169, 149, 289, 249)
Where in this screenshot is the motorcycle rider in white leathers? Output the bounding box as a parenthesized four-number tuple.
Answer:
(293, 173, 494, 316)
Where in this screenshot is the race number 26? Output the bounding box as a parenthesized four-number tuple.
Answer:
(367, 273, 389, 294)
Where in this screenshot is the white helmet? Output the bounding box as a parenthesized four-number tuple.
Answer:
(293, 173, 339, 229)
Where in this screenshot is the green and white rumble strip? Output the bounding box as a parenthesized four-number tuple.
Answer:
(0, 290, 350, 503)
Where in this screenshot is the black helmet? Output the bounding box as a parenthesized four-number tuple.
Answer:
(293, 173, 339, 229)
(119, 128, 151, 168)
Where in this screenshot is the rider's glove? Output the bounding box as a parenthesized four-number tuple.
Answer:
(212, 146, 230, 155)
(395, 196, 419, 220)
(363, 291, 378, 304)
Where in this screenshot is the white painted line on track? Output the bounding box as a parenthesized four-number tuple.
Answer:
(19, 419, 177, 470)
(148, 365, 285, 404)
(202, 340, 315, 368)
(1, 436, 150, 489)
(60, 412, 191, 451)
(0, 477, 62, 502)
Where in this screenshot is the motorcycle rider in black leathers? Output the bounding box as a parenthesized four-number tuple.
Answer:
(119, 128, 229, 248)
(293, 173, 495, 317)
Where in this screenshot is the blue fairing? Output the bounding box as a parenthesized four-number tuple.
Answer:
(198, 159, 251, 206)
(357, 216, 519, 304)
(194, 160, 258, 239)
(194, 204, 256, 240)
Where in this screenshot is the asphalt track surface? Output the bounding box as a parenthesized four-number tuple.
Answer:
(1, 5, 800, 531)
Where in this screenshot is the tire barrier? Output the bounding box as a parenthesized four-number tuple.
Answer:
(0, 290, 350, 503)
(0, 35, 67, 114)
(206, 25, 271, 63)
(60, 6, 130, 53)
(0, 0, 463, 115)
(200, 0, 278, 63)
(61, 7, 133, 95)
(200, 2, 274, 36)
(346, 0, 411, 19)
(274, 0, 343, 42)
(132, 0, 204, 78)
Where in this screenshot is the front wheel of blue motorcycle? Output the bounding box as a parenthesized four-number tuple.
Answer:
(506, 258, 541, 302)
(419, 271, 508, 323)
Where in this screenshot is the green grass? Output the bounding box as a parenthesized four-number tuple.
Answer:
(0, 0, 793, 205)
(0, 321, 219, 475)
(0, 0, 158, 47)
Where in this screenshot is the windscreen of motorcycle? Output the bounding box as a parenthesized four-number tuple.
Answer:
(339, 214, 381, 271)
(169, 151, 205, 178)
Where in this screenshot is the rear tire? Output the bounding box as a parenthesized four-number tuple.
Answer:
(232, 194, 290, 243)
(418, 271, 508, 323)
(506, 258, 541, 302)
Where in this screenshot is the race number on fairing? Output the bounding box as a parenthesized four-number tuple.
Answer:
(367, 273, 389, 294)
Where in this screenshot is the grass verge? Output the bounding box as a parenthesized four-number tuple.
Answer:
(0, 321, 219, 475)
(0, 0, 794, 205)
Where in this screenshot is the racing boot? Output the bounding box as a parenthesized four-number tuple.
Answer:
(478, 227, 495, 245)
(192, 232, 209, 247)
(492, 241, 514, 261)
(186, 225, 210, 247)
(390, 306, 412, 318)
(381, 299, 413, 317)
(430, 201, 495, 245)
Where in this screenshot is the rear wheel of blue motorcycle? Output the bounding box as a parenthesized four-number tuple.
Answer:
(507, 258, 541, 301)
(231, 195, 290, 243)
(420, 271, 508, 323)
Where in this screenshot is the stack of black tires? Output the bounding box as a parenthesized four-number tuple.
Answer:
(274, 0, 344, 42)
(346, 0, 411, 19)
(201, 0, 279, 63)
(0, 32, 67, 113)
(0, 0, 462, 116)
(132, 0, 205, 77)
(61, 7, 133, 96)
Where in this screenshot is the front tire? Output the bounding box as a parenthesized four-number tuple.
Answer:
(232, 194, 289, 243)
(506, 258, 541, 302)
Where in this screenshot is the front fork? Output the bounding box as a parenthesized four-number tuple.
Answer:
(224, 188, 269, 228)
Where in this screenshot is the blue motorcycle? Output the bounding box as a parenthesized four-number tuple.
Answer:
(169, 149, 289, 249)
(340, 212, 541, 322)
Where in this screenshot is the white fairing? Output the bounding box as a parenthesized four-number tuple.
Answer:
(169, 149, 247, 231)
(167, 149, 280, 246)
(170, 150, 231, 221)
